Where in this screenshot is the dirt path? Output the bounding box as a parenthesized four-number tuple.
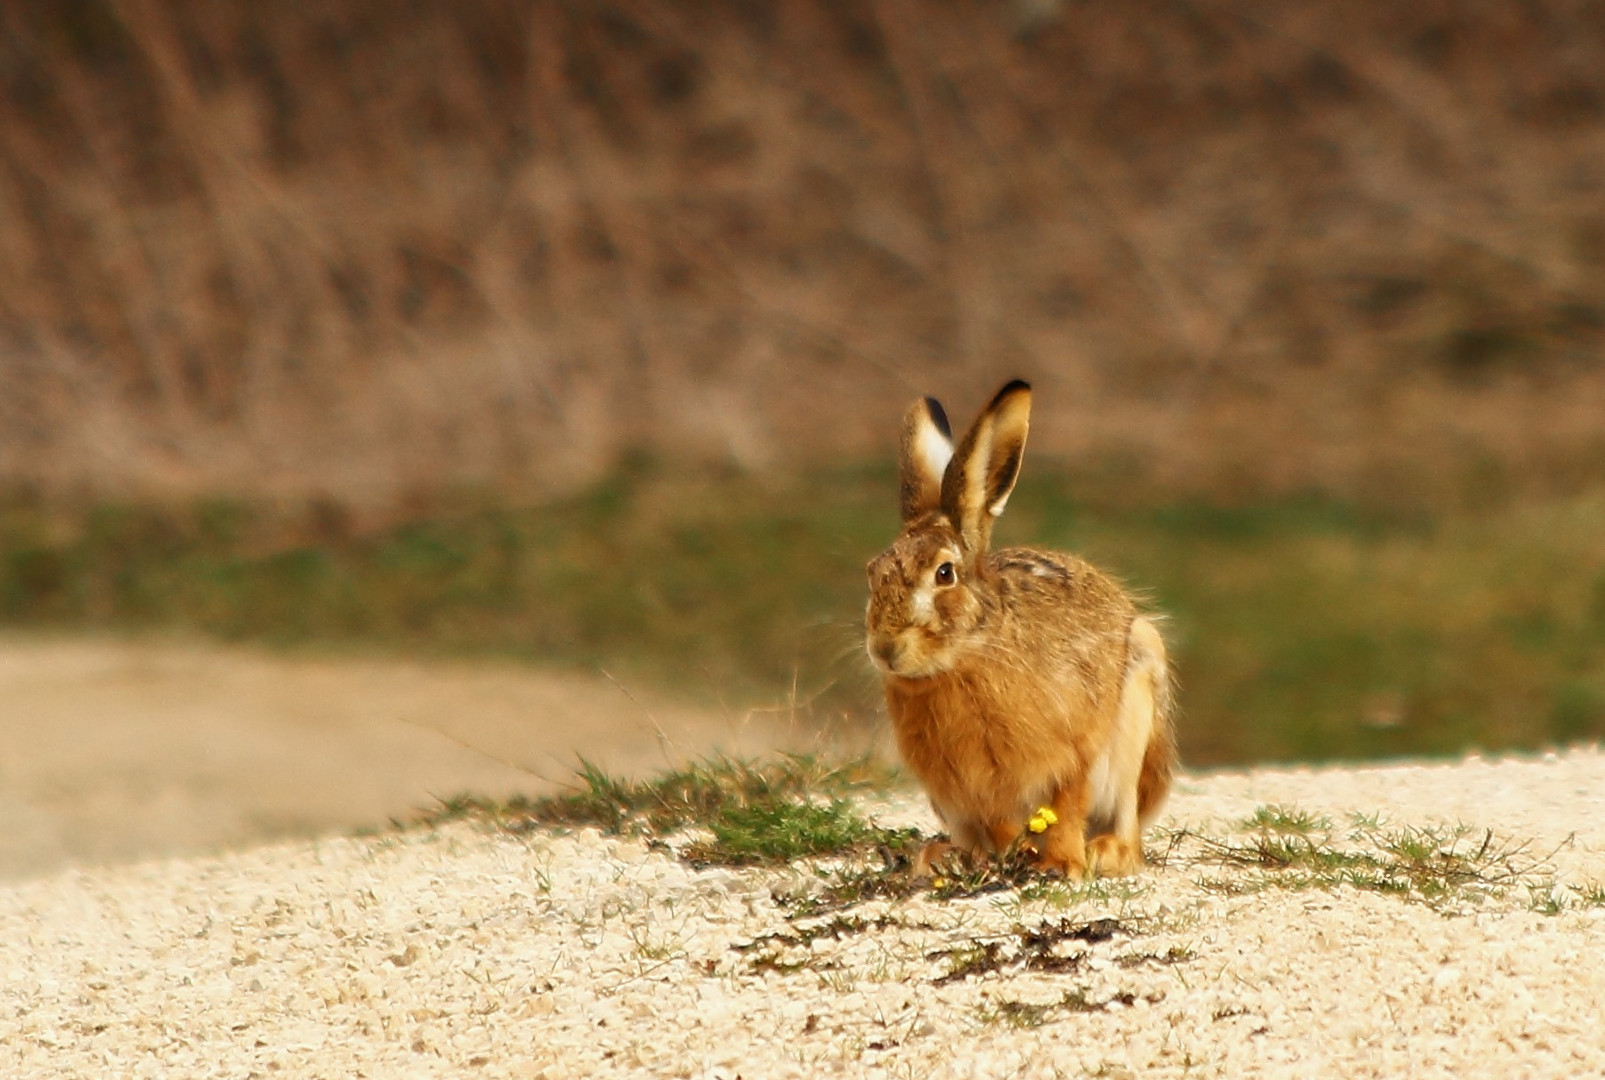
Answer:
(2, 750, 1602, 1078)
(5, 634, 1605, 1076)
(0, 635, 801, 880)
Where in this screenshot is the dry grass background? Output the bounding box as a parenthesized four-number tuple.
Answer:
(2, 0, 1604, 506)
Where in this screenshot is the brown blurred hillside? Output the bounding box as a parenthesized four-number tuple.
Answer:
(2, 0, 1603, 506)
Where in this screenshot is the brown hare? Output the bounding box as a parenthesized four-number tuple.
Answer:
(865, 380, 1176, 877)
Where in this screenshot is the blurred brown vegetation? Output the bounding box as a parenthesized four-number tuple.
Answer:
(2, 0, 1604, 507)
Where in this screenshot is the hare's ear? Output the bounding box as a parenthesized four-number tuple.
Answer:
(941, 379, 1031, 554)
(899, 396, 953, 523)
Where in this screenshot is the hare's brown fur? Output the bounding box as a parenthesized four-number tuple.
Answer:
(866, 381, 1176, 877)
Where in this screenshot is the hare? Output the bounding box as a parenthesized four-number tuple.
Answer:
(865, 380, 1176, 878)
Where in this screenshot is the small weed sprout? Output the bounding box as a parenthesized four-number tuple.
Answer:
(1180, 804, 1557, 911)
(1573, 881, 1605, 907)
(1241, 805, 1333, 835)
(977, 998, 1057, 1029)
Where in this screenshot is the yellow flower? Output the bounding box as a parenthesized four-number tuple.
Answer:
(1028, 806, 1059, 833)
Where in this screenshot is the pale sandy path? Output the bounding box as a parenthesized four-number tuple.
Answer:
(0, 636, 800, 880)
(7, 635, 1605, 1078)
(2, 749, 1603, 1079)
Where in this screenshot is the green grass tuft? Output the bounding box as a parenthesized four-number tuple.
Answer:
(691, 798, 886, 866)
(1181, 807, 1554, 909)
(427, 753, 918, 868)
(1240, 805, 1334, 835)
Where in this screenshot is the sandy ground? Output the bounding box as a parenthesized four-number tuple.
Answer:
(2, 749, 1603, 1078)
(0, 636, 801, 881)
(2, 635, 1604, 1077)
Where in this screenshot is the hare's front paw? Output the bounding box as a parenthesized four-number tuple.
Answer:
(1086, 835, 1144, 877)
(912, 838, 956, 878)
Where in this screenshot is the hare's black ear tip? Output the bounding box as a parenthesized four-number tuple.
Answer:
(991, 379, 1032, 407)
(923, 396, 952, 440)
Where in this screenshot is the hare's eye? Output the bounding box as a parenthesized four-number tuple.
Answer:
(934, 562, 956, 586)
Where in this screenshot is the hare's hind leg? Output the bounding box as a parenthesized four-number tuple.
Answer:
(1087, 617, 1170, 877)
(1134, 617, 1177, 828)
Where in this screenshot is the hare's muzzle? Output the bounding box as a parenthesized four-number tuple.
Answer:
(866, 633, 897, 672)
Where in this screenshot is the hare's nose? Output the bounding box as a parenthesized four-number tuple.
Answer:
(868, 636, 897, 666)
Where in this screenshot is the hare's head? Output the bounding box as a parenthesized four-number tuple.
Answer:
(865, 380, 1032, 678)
